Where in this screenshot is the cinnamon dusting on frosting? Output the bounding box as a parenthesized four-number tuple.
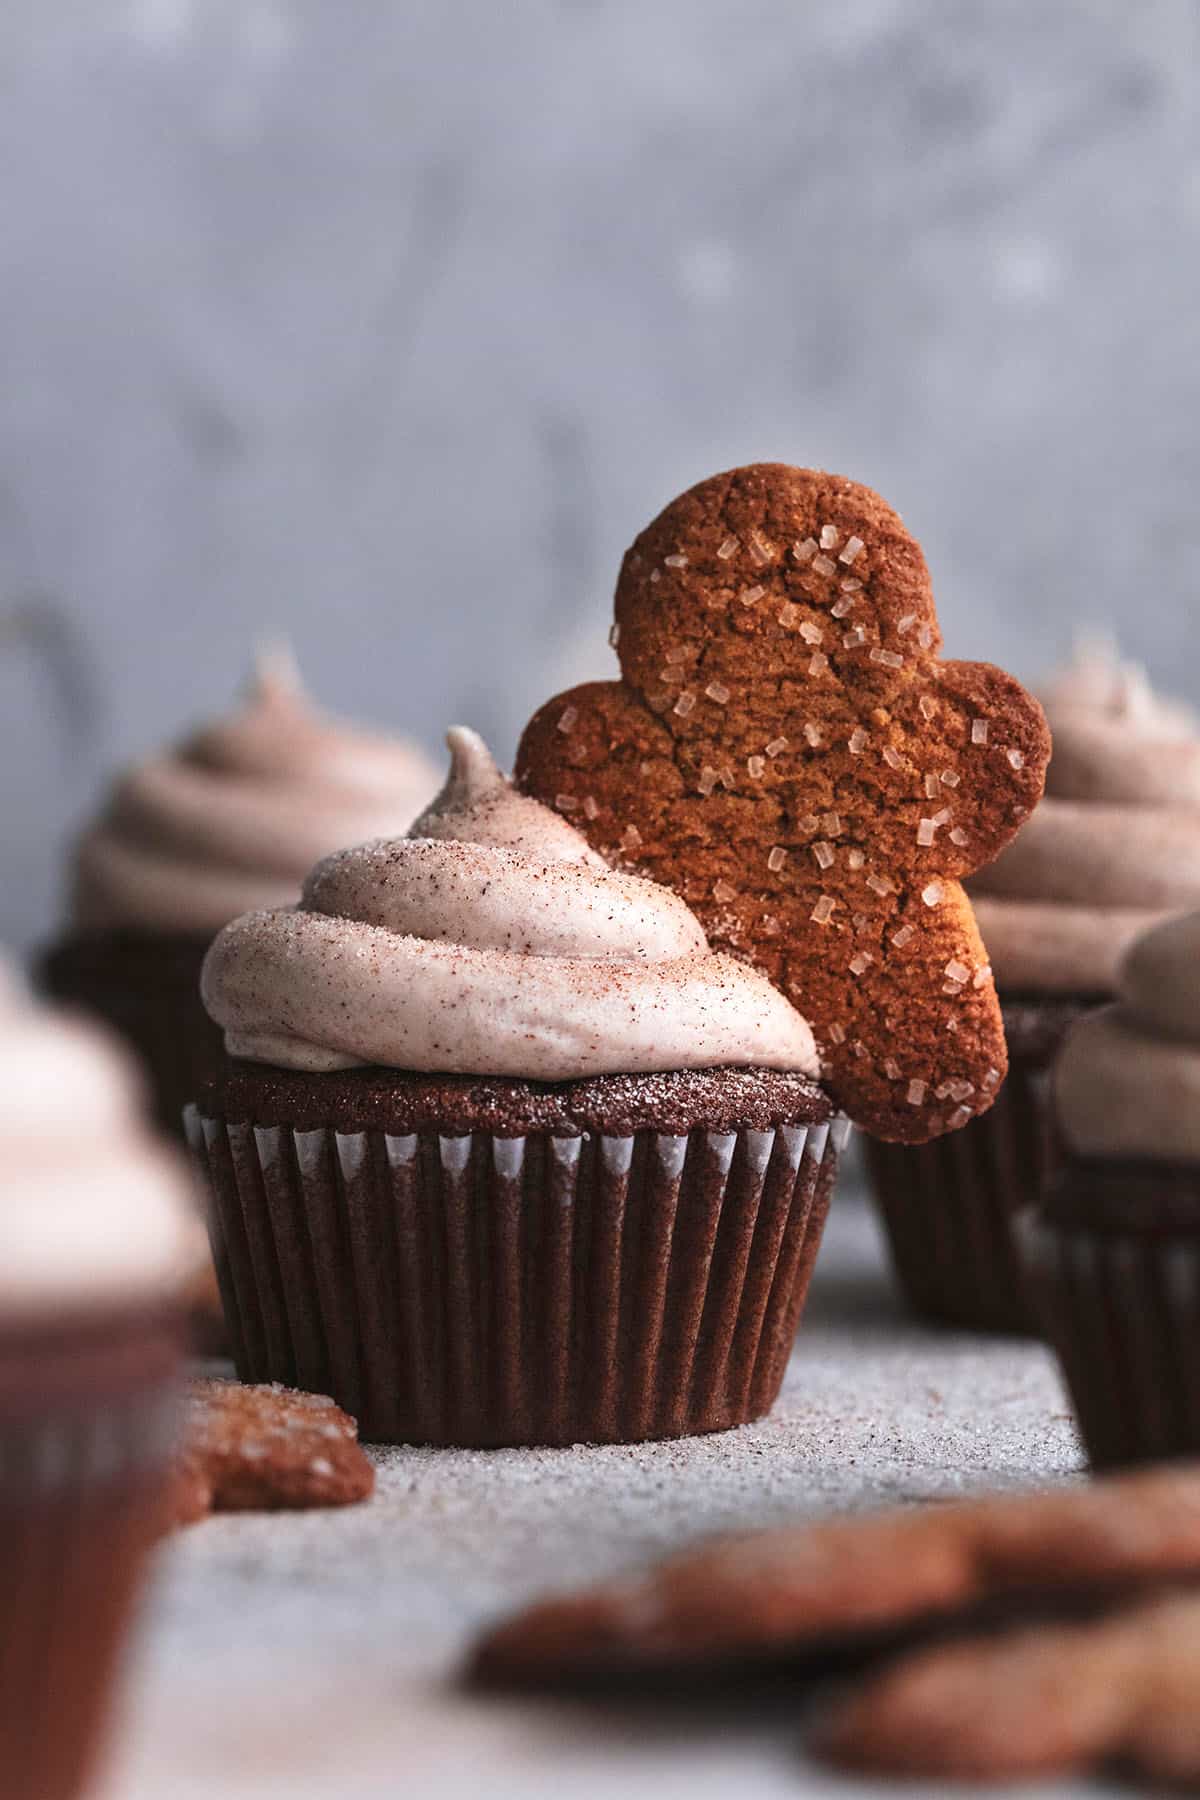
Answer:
(408, 727, 606, 867)
(202, 730, 819, 1081)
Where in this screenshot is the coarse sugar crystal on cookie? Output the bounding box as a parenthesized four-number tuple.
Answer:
(517, 463, 1050, 1142)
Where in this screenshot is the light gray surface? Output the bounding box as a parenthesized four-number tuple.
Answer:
(3, 1, 1199, 950)
(98, 1185, 1120, 1800)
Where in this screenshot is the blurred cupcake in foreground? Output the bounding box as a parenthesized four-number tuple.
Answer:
(0, 974, 197, 1800)
(1027, 908, 1200, 1469)
(867, 636, 1200, 1334)
(41, 647, 438, 1140)
(188, 728, 847, 1448)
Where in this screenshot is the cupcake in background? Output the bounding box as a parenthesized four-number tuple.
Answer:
(188, 728, 847, 1448)
(866, 635, 1200, 1334)
(41, 646, 438, 1140)
(1027, 908, 1200, 1469)
(0, 970, 198, 1800)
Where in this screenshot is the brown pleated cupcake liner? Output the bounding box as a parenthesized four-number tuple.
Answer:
(186, 1108, 848, 1447)
(1022, 1209, 1200, 1471)
(864, 997, 1105, 1335)
(40, 931, 222, 1144)
(0, 1335, 180, 1800)
(864, 1052, 1051, 1335)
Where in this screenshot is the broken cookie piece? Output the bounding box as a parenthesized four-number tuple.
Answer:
(169, 1377, 374, 1523)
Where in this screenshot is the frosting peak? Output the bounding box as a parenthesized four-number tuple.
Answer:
(970, 637, 1200, 994)
(0, 973, 200, 1314)
(72, 650, 439, 934)
(409, 727, 607, 867)
(203, 733, 819, 1082)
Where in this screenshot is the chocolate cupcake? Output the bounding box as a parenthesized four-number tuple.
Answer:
(868, 639, 1200, 1333)
(0, 977, 198, 1800)
(1025, 910, 1200, 1469)
(188, 729, 846, 1448)
(41, 647, 437, 1141)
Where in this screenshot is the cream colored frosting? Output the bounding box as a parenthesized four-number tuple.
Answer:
(407, 726, 607, 867)
(1056, 911, 1200, 1161)
(971, 637, 1200, 992)
(202, 729, 819, 1080)
(0, 977, 201, 1314)
(71, 647, 439, 934)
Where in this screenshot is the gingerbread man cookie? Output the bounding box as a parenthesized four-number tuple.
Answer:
(517, 464, 1049, 1141)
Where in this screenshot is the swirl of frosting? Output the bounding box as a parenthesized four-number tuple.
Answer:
(1055, 910, 1200, 1161)
(970, 637, 1200, 993)
(0, 970, 201, 1312)
(201, 728, 819, 1080)
(71, 646, 439, 934)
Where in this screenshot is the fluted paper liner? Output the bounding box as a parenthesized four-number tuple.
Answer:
(865, 1045, 1056, 1336)
(0, 1335, 179, 1800)
(1023, 1207, 1200, 1470)
(187, 1110, 847, 1446)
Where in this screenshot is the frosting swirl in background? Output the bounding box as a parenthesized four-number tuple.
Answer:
(202, 727, 819, 1080)
(0, 967, 201, 1312)
(969, 637, 1200, 993)
(1056, 909, 1200, 1161)
(71, 647, 439, 934)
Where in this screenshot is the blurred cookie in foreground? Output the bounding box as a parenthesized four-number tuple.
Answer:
(1026, 906, 1200, 1469)
(870, 636, 1200, 1333)
(169, 1378, 375, 1525)
(0, 973, 197, 1800)
(470, 1462, 1200, 1685)
(817, 1589, 1200, 1784)
(41, 645, 437, 1141)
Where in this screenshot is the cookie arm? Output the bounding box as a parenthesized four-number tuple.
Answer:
(927, 660, 1051, 871)
(516, 681, 685, 870)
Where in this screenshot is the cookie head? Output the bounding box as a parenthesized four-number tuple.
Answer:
(517, 464, 1050, 1142)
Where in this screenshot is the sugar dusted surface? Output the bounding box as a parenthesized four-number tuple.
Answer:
(105, 1189, 1100, 1800)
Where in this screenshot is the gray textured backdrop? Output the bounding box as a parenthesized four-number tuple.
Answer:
(3, 0, 1198, 951)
